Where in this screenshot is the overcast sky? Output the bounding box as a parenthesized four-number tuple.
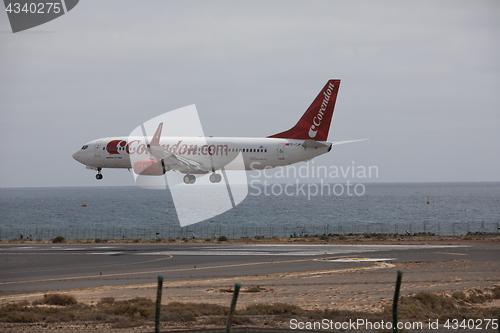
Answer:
(0, 1, 499, 187)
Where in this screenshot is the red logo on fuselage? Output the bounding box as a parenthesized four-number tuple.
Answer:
(106, 140, 127, 154)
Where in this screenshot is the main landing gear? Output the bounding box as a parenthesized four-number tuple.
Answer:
(183, 174, 196, 184)
(209, 173, 222, 183)
(182, 173, 222, 184)
(96, 168, 103, 180)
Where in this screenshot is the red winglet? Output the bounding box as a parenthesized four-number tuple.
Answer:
(150, 122, 163, 147)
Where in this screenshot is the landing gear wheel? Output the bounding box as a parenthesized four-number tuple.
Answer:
(209, 173, 222, 183)
(96, 173, 103, 180)
(183, 174, 196, 184)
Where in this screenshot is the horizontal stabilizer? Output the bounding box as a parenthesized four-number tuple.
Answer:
(301, 140, 329, 149)
(331, 138, 369, 146)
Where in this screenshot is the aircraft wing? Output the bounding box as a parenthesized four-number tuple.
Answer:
(147, 123, 207, 172)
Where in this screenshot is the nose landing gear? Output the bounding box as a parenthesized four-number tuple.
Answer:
(96, 168, 103, 180)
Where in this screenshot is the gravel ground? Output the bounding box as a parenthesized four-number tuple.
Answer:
(1, 258, 499, 332)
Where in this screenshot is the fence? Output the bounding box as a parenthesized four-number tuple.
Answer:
(1, 220, 499, 241)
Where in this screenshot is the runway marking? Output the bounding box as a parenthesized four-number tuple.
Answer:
(0, 256, 342, 286)
(434, 252, 468, 256)
(329, 258, 396, 262)
(345, 258, 370, 261)
(0, 256, 173, 276)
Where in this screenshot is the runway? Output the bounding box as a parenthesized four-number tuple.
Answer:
(0, 243, 498, 296)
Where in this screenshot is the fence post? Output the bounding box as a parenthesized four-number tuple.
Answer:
(155, 275, 164, 333)
(226, 283, 241, 333)
(392, 269, 403, 333)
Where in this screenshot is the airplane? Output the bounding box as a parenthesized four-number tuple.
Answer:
(72, 79, 366, 184)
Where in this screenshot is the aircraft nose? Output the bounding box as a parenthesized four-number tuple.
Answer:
(73, 150, 82, 163)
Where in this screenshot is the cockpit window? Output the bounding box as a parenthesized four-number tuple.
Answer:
(81, 145, 88, 150)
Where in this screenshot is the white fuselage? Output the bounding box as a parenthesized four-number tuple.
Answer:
(72, 136, 333, 172)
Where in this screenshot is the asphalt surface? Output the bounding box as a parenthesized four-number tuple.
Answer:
(0, 243, 498, 295)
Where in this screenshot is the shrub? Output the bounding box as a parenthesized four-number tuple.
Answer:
(132, 239, 140, 243)
(493, 286, 500, 299)
(247, 286, 261, 293)
(452, 291, 466, 300)
(218, 235, 228, 242)
(95, 238, 102, 243)
(245, 303, 304, 316)
(413, 292, 455, 311)
(52, 236, 66, 243)
(36, 294, 77, 306)
(319, 234, 328, 240)
(98, 297, 115, 305)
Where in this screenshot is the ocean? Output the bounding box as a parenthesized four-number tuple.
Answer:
(0, 182, 499, 239)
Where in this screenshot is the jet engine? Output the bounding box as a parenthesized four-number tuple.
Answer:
(133, 159, 167, 176)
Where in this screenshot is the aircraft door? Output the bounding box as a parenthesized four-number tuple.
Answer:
(278, 143, 285, 160)
(94, 140, 101, 157)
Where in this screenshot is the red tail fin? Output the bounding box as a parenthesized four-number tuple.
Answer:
(267, 79, 340, 141)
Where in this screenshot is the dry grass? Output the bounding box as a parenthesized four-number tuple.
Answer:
(244, 303, 303, 316)
(1, 288, 499, 329)
(389, 288, 500, 321)
(32, 294, 77, 306)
